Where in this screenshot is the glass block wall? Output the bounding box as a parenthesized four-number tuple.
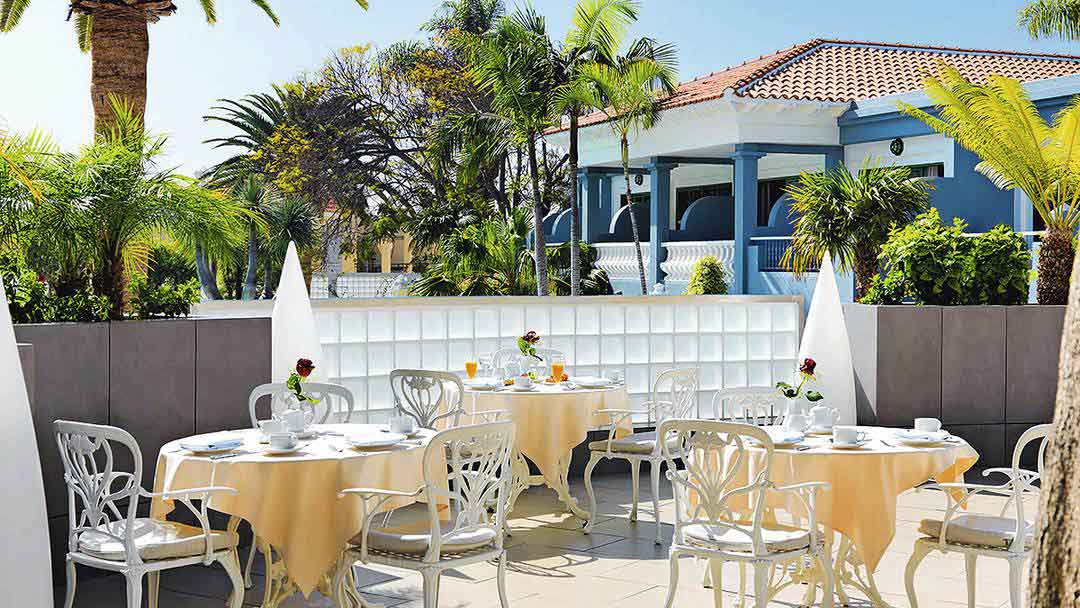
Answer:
(314, 296, 802, 424)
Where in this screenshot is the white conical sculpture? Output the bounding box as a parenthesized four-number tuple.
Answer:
(798, 252, 857, 425)
(0, 280, 51, 605)
(272, 242, 325, 382)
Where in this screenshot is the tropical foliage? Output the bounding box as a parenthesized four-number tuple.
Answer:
(685, 256, 729, 295)
(1019, 0, 1080, 39)
(899, 65, 1080, 304)
(782, 161, 933, 299)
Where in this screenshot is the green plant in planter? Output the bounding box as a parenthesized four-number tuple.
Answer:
(878, 209, 972, 305)
(965, 225, 1031, 305)
(54, 290, 111, 323)
(860, 271, 908, 305)
(685, 256, 729, 295)
(128, 274, 201, 320)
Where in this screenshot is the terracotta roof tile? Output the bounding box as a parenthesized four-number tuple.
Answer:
(555, 39, 1080, 133)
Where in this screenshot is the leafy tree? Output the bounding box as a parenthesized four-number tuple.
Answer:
(0, 0, 366, 133)
(1019, 0, 1080, 39)
(564, 37, 679, 294)
(782, 161, 932, 299)
(685, 256, 728, 295)
(230, 175, 278, 300)
(900, 65, 1080, 304)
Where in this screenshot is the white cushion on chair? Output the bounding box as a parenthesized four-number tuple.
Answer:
(78, 518, 239, 561)
(682, 523, 810, 553)
(588, 431, 678, 455)
(353, 522, 498, 555)
(918, 515, 1033, 549)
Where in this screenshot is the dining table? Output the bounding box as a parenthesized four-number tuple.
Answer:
(710, 425, 979, 608)
(464, 380, 633, 520)
(151, 424, 445, 608)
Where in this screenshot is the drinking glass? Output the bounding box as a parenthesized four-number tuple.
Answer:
(550, 354, 566, 382)
(479, 353, 494, 379)
(464, 356, 478, 380)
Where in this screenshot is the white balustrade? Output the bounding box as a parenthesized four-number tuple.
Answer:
(661, 241, 736, 283)
(593, 242, 651, 282)
(311, 272, 416, 299)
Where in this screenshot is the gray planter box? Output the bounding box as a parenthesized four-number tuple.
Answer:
(844, 303, 1063, 467)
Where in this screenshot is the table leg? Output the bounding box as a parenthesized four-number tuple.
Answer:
(504, 449, 591, 522)
(551, 451, 591, 521)
(506, 451, 533, 516)
(257, 540, 377, 608)
(832, 535, 891, 607)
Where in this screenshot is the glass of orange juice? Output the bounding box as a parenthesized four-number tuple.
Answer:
(550, 354, 565, 383)
(465, 357, 478, 379)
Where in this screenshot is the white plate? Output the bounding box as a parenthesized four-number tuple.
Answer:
(897, 436, 952, 447)
(509, 385, 538, 392)
(764, 429, 805, 447)
(805, 426, 833, 436)
(465, 380, 501, 391)
(830, 439, 871, 450)
(180, 437, 243, 454)
(897, 429, 949, 441)
(348, 433, 407, 449)
(263, 444, 303, 456)
(571, 376, 612, 388)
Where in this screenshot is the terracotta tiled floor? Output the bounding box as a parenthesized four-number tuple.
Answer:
(54, 473, 1029, 607)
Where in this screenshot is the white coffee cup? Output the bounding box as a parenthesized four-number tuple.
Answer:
(390, 415, 417, 435)
(280, 409, 311, 433)
(513, 375, 533, 389)
(914, 418, 942, 433)
(833, 425, 865, 445)
(259, 419, 283, 438)
(269, 432, 297, 450)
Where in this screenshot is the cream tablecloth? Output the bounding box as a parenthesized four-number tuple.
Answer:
(467, 383, 632, 488)
(711, 426, 978, 571)
(151, 424, 445, 596)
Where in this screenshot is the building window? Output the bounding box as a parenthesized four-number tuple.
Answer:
(619, 192, 651, 208)
(903, 163, 945, 178)
(758, 177, 795, 227)
(675, 183, 732, 223)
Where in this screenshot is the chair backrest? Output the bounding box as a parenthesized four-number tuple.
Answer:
(54, 420, 145, 565)
(712, 387, 782, 426)
(389, 369, 465, 430)
(248, 382, 355, 428)
(492, 347, 564, 378)
(659, 419, 776, 556)
(1004, 423, 1053, 553)
(421, 422, 515, 562)
(652, 368, 700, 422)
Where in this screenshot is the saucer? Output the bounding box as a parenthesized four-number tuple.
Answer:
(263, 444, 303, 456)
(510, 385, 538, 392)
(830, 439, 871, 450)
(805, 426, 834, 436)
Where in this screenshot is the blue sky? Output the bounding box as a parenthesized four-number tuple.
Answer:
(1, 0, 1077, 174)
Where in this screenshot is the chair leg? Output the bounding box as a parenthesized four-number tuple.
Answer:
(709, 559, 725, 607)
(663, 554, 680, 608)
(496, 551, 510, 608)
(752, 562, 769, 607)
(905, 541, 932, 608)
(221, 549, 246, 608)
(421, 569, 441, 608)
(331, 555, 351, 608)
(125, 572, 144, 608)
(583, 451, 602, 535)
(1007, 557, 1024, 608)
(63, 559, 77, 608)
(630, 459, 641, 522)
(738, 562, 747, 607)
(147, 571, 160, 608)
(650, 461, 663, 545)
(244, 539, 258, 588)
(964, 554, 977, 608)
(816, 551, 835, 608)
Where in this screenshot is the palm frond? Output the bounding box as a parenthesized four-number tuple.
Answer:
(1019, 0, 1080, 39)
(248, 0, 281, 26)
(74, 13, 92, 53)
(0, 0, 31, 31)
(199, 0, 217, 23)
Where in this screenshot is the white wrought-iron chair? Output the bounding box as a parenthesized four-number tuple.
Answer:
(247, 381, 356, 427)
(660, 419, 834, 608)
(583, 367, 700, 544)
(390, 369, 466, 429)
(492, 347, 564, 378)
(331, 422, 516, 608)
(905, 423, 1053, 608)
(712, 387, 784, 426)
(55, 420, 244, 608)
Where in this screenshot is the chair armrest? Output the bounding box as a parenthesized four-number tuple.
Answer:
(471, 409, 512, 423)
(142, 486, 240, 564)
(772, 481, 829, 494)
(340, 486, 426, 562)
(593, 409, 638, 456)
(338, 487, 425, 500)
(768, 481, 830, 546)
(143, 486, 239, 500)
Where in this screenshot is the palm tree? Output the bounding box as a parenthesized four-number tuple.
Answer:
(0, 128, 52, 200)
(782, 162, 933, 299)
(554, 0, 638, 296)
(231, 175, 278, 300)
(203, 88, 289, 186)
(565, 38, 678, 294)
(261, 194, 318, 298)
(436, 6, 558, 295)
(1019, 0, 1080, 39)
(0, 1, 365, 133)
(900, 65, 1080, 305)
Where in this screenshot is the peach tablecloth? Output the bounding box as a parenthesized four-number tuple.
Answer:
(151, 424, 444, 596)
(466, 383, 632, 487)
(712, 426, 978, 571)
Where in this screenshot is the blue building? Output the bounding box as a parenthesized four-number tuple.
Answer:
(542, 39, 1080, 299)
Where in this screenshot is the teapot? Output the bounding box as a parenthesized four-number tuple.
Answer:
(279, 407, 314, 433)
(810, 404, 839, 430)
(783, 397, 811, 432)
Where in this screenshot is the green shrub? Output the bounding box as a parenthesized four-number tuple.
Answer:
(685, 256, 729, 295)
(129, 274, 201, 320)
(54, 290, 111, 323)
(878, 209, 972, 305)
(0, 251, 55, 323)
(965, 225, 1030, 305)
(860, 271, 908, 305)
(147, 241, 197, 287)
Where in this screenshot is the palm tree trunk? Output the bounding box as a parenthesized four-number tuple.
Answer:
(527, 133, 550, 296)
(569, 114, 581, 297)
(241, 220, 259, 300)
(1037, 225, 1074, 305)
(263, 256, 274, 299)
(622, 137, 648, 295)
(102, 255, 126, 321)
(1028, 242, 1080, 607)
(853, 239, 879, 300)
(194, 240, 222, 300)
(90, 7, 150, 134)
